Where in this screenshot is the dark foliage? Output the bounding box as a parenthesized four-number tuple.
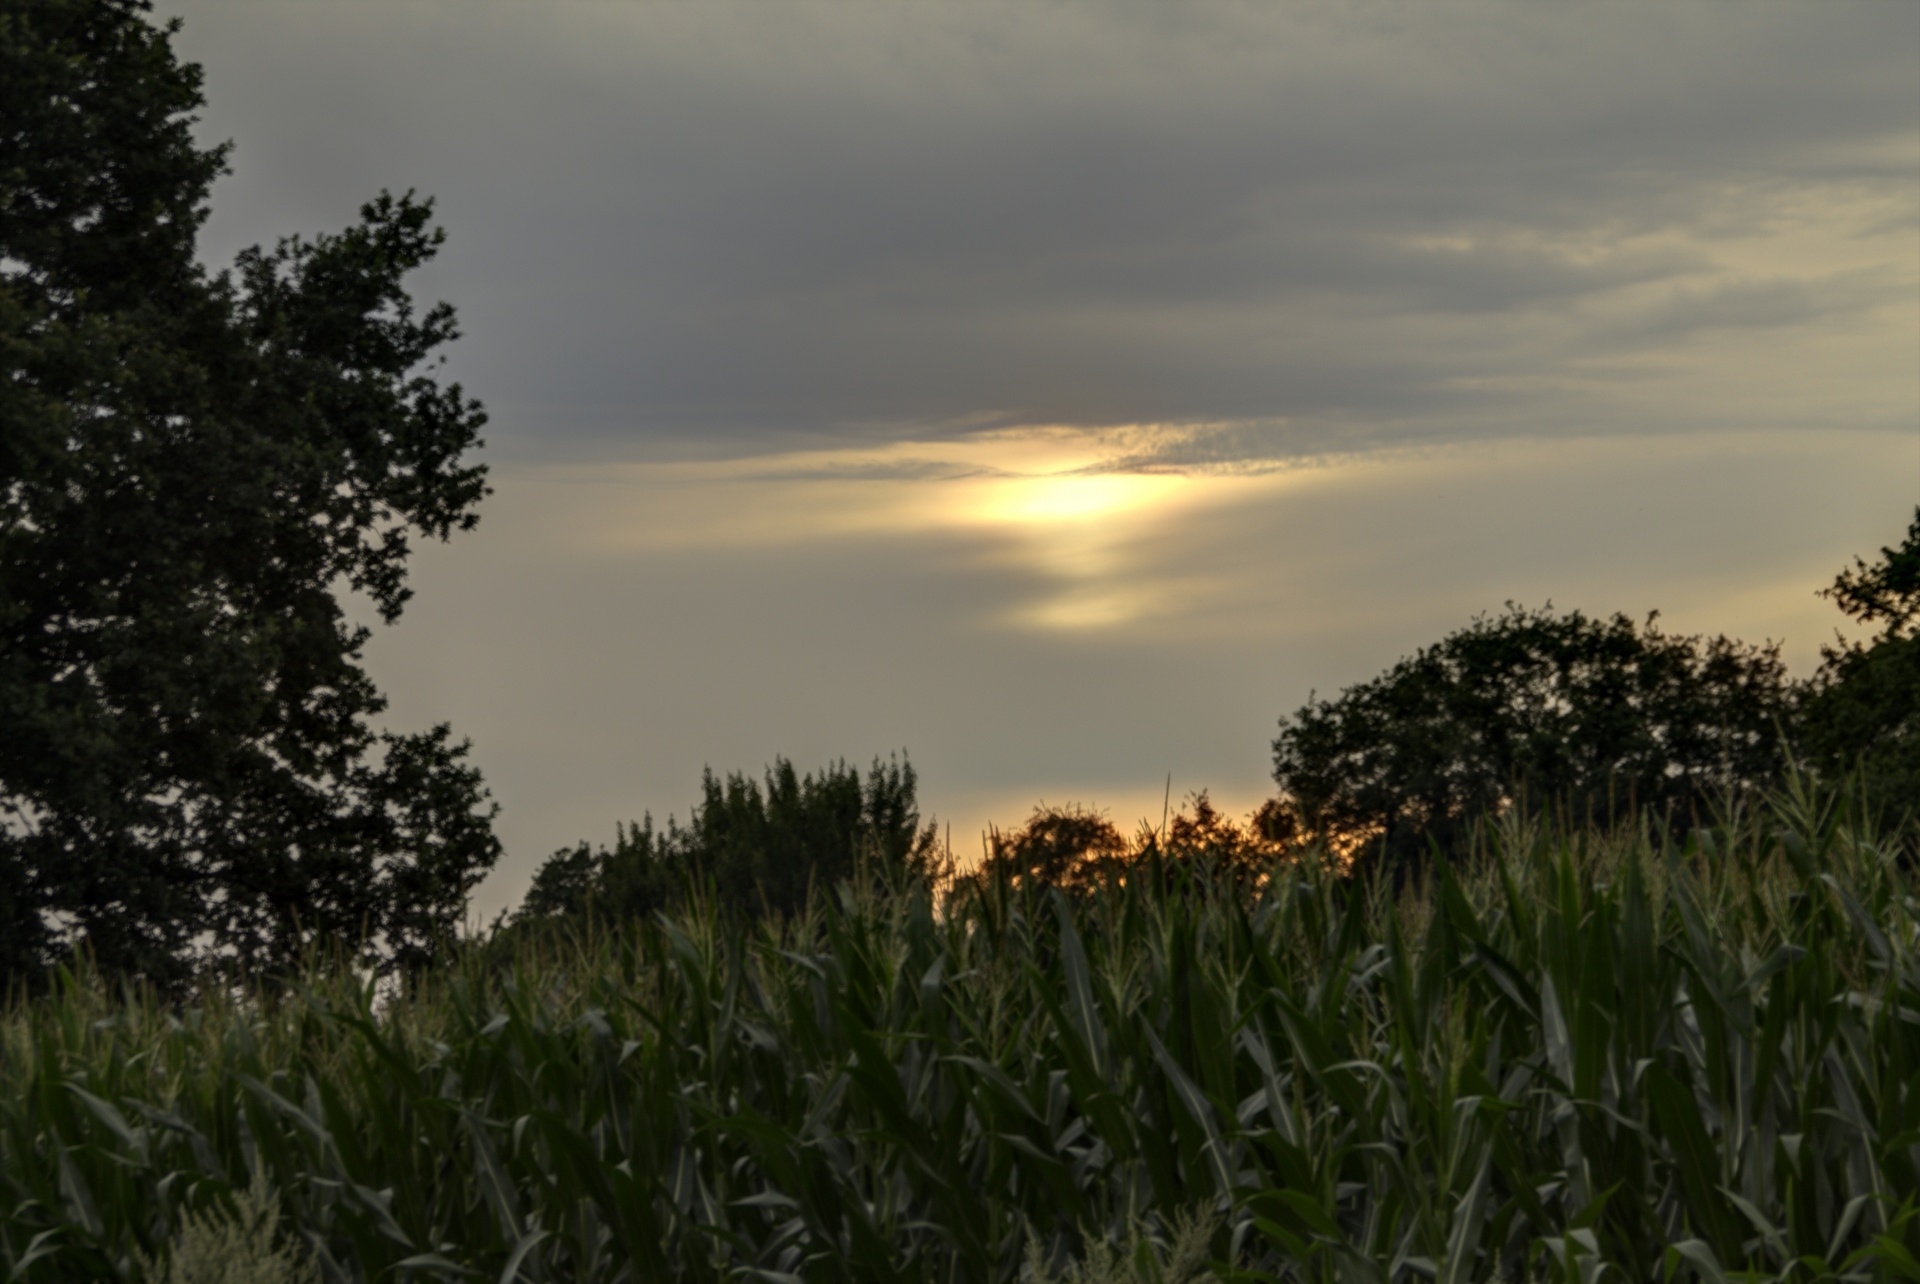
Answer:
(1156, 790, 1288, 885)
(1819, 508, 1920, 638)
(974, 791, 1285, 896)
(1271, 605, 1794, 872)
(1802, 508, 1920, 822)
(0, 0, 498, 986)
(518, 755, 941, 926)
(975, 803, 1131, 894)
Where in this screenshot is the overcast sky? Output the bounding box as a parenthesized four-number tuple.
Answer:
(163, 1, 1919, 915)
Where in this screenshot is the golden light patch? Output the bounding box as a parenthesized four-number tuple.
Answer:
(967, 471, 1185, 527)
(537, 423, 1293, 632)
(935, 460, 1213, 629)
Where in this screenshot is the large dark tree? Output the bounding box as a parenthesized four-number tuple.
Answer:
(1, 0, 498, 985)
(1271, 605, 1794, 871)
(1802, 508, 1920, 821)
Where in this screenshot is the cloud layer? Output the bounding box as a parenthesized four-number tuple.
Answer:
(171, 1, 1918, 462)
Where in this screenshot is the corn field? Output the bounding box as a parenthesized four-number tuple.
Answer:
(2, 777, 1917, 1282)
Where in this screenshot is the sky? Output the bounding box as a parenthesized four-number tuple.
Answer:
(161, 1, 1919, 918)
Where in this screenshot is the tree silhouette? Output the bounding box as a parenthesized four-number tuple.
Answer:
(1, 0, 497, 985)
(971, 792, 1286, 896)
(975, 804, 1131, 895)
(519, 755, 941, 925)
(1802, 508, 1920, 822)
(1270, 605, 1794, 874)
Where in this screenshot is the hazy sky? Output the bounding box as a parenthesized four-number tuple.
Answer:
(163, 1, 1919, 916)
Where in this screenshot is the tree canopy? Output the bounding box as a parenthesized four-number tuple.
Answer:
(1801, 508, 1920, 820)
(969, 792, 1285, 897)
(517, 756, 941, 926)
(1, 0, 498, 985)
(1270, 605, 1794, 870)
(973, 803, 1132, 896)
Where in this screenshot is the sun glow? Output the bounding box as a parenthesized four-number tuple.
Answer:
(968, 472, 1185, 527)
(556, 424, 1285, 631)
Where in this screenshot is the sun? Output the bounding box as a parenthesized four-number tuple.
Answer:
(970, 471, 1184, 527)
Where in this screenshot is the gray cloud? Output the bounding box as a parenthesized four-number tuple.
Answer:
(165, 0, 1917, 463)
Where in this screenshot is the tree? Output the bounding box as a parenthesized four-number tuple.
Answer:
(971, 792, 1285, 896)
(1, 0, 498, 985)
(975, 803, 1131, 895)
(1801, 508, 1920, 820)
(1154, 790, 1287, 886)
(1270, 605, 1794, 872)
(518, 756, 941, 925)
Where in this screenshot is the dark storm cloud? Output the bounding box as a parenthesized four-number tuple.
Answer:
(169, 1, 1918, 461)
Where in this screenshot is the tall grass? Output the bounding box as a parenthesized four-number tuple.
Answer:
(2, 777, 1915, 1282)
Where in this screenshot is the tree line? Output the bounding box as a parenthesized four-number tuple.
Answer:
(515, 517, 1916, 924)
